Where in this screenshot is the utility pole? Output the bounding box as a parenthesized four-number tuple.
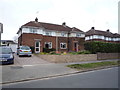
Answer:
(0, 23, 3, 46)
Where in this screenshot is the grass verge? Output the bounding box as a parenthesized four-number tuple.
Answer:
(67, 61, 119, 70)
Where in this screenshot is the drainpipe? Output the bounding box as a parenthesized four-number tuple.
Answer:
(56, 31, 58, 53)
(20, 28, 22, 46)
(67, 31, 70, 52)
(0, 32, 1, 46)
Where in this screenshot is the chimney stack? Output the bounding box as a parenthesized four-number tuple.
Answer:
(35, 17, 38, 22)
(62, 22, 66, 27)
(91, 27, 95, 29)
(106, 29, 110, 32)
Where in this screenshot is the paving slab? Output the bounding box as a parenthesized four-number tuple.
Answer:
(14, 54, 51, 65)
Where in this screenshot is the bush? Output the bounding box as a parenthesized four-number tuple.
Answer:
(77, 50, 91, 54)
(30, 46, 35, 53)
(84, 41, 120, 54)
(43, 48, 56, 53)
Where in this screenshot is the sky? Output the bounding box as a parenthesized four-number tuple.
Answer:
(0, 0, 119, 40)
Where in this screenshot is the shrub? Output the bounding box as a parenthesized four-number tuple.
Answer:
(77, 50, 91, 54)
(30, 46, 35, 53)
(43, 48, 56, 53)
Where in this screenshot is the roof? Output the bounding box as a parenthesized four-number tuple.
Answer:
(71, 27, 84, 33)
(22, 21, 72, 31)
(17, 20, 84, 33)
(85, 29, 120, 38)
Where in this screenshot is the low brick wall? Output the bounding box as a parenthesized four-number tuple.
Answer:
(39, 54, 97, 63)
(97, 53, 120, 60)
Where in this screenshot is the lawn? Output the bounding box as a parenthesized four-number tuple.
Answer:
(67, 61, 119, 70)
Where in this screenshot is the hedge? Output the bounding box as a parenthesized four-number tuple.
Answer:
(84, 41, 120, 54)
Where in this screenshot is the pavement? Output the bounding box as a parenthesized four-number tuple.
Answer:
(0, 54, 119, 84)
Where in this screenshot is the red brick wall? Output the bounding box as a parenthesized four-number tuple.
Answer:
(18, 33, 85, 52)
(43, 35, 56, 49)
(69, 37, 85, 52)
(20, 33, 43, 52)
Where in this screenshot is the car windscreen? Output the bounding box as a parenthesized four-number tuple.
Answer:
(0, 47, 12, 54)
(20, 46, 30, 50)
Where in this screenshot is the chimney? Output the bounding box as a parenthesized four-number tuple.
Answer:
(106, 29, 110, 32)
(91, 27, 95, 29)
(62, 22, 66, 27)
(72, 27, 75, 31)
(35, 17, 38, 22)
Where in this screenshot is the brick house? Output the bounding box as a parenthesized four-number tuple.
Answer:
(85, 27, 120, 43)
(17, 18, 85, 53)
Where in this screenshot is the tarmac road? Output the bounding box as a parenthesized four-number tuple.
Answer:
(2, 67, 119, 88)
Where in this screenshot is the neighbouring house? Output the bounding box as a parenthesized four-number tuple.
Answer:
(85, 27, 120, 43)
(17, 18, 85, 53)
(1, 40, 18, 52)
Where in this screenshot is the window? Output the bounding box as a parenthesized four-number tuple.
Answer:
(45, 42, 52, 49)
(76, 33, 81, 37)
(45, 31, 51, 36)
(61, 32, 66, 37)
(90, 36, 93, 39)
(85, 36, 90, 40)
(60, 43, 67, 49)
(29, 28, 37, 33)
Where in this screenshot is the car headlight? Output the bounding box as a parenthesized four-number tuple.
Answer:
(10, 54, 13, 58)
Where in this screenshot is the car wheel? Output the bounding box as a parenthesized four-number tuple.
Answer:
(19, 55, 21, 57)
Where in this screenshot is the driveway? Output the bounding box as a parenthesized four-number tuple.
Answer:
(14, 54, 51, 65)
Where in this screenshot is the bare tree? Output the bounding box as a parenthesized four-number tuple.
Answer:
(13, 35, 18, 43)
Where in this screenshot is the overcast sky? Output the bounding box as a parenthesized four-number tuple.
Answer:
(0, 0, 119, 40)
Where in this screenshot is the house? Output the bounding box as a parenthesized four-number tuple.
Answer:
(1, 40, 18, 52)
(17, 18, 85, 53)
(85, 27, 120, 43)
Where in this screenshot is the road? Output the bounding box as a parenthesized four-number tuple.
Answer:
(2, 67, 119, 88)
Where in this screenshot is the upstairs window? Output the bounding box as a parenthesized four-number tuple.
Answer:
(76, 33, 81, 37)
(45, 42, 52, 49)
(61, 32, 66, 37)
(29, 28, 37, 33)
(45, 31, 51, 36)
(60, 43, 67, 49)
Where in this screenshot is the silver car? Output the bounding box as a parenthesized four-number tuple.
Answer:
(17, 46, 32, 57)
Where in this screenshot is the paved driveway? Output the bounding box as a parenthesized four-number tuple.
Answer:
(14, 54, 51, 65)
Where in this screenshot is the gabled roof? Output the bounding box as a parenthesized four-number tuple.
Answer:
(85, 29, 120, 38)
(17, 19, 84, 34)
(22, 21, 72, 32)
(71, 27, 84, 33)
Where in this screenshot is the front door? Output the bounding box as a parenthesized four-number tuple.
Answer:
(74, 42, 78, 52)
(35, 41, 40, 53)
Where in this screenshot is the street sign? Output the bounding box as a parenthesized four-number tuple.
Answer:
(0, 23, 3, 33)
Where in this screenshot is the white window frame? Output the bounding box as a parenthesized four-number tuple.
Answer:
(45, 42, 52, 49)
(29, 28, 37, 33)
(45, 31, 51, 36)
(85, 36, 90, 40)
(60, 43, 67, 49)
(61, 32, 66, 37)
(76, 33, 81, 37)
